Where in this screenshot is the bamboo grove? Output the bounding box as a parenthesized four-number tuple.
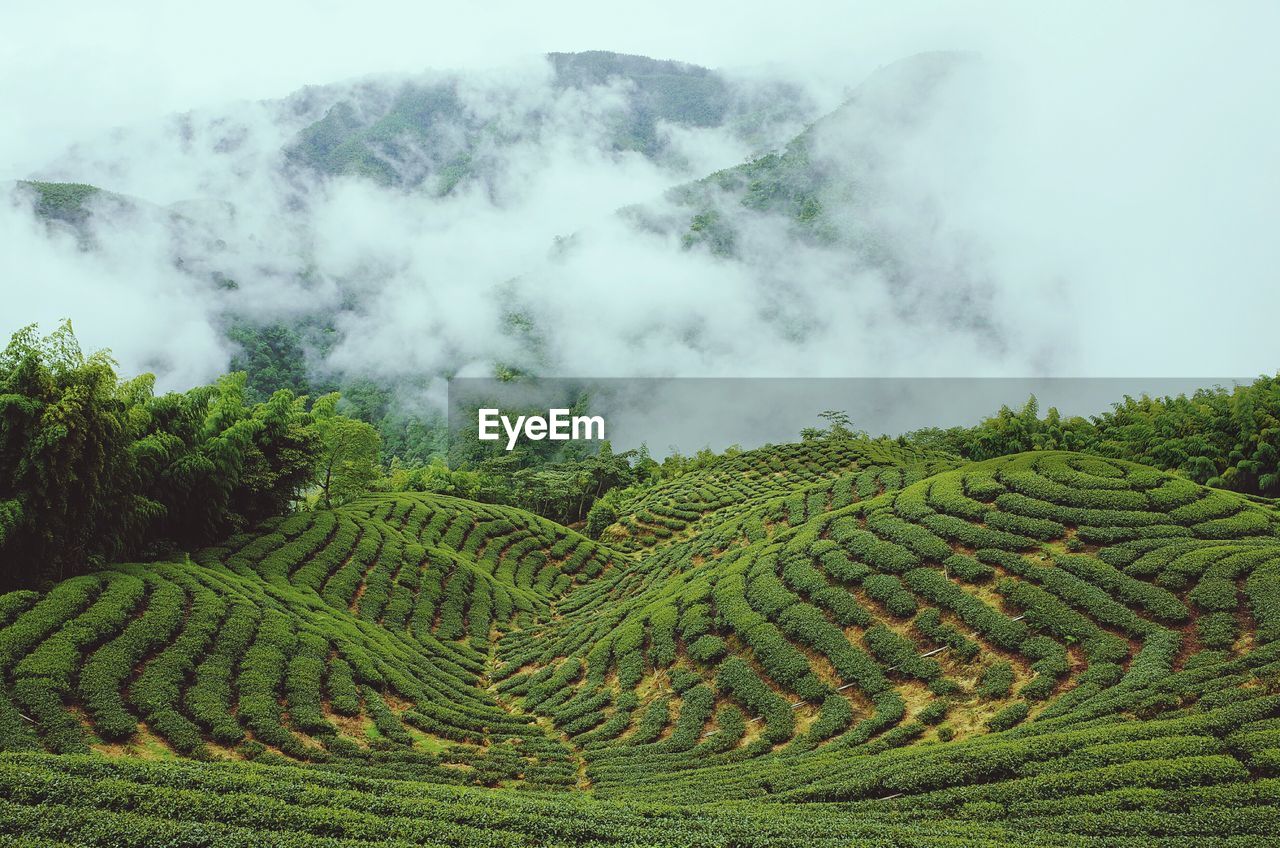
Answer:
(0, 323, 381, 590)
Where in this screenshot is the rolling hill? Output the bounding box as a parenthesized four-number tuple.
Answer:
(3, 439, 1280, 845)
(662, 51, 974, 257)
(283, 50, 812, 189)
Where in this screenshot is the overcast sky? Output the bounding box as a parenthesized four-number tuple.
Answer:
(3, 1, 1279, 392)
(8, 1, 1258, 173)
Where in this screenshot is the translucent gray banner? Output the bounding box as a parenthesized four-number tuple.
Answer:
(446, 377, 1246, 458)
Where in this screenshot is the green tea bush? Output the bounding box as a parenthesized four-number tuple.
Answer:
(976, 661, 1014, 699)
(986, 700, 1030, 731)
(862, 574, 917, 617)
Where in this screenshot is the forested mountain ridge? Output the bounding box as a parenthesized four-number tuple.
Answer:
(663, 51, 974, 256)
(285, 50, 808, 188)
(21, 50, 814, 209)
(6, 50, 829, 462)
(4, 51, 1043, 472)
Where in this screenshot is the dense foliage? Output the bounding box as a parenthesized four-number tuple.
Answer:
(15, 181, 103, 227)
(0, 324, 378, 590)
(909, 378, 1280, 497)
(204, 316, 1280, 519)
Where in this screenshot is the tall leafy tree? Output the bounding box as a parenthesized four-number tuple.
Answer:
(313, 393, 381, 508)
(0, 323, 357, 590)
(0, 322, 137, 585)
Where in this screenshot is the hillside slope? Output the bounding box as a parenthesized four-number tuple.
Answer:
(662, 51, 973, 256)
(283, 50, 811, 189)
(4, 442, 1280, 845)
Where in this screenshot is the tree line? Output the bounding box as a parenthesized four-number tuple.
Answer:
(905, 378, 1280, 498)
(0, 323, 381, 590)
(0, 323, 745, 587)
(11, 319, 1274, 591)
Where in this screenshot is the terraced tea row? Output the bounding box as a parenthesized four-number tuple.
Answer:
(3, 443, 1280, 844)
(495, 451, 1280, 801)
(5, 718, 1280, 848)
(601, 440, 958, 550)
(0, 493, 617, 786)
(209, 492, 614, 642)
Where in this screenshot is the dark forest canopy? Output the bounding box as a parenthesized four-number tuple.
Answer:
(0, 323, 379, 590)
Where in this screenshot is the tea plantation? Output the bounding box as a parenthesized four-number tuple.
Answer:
(4, 440, 1280, 846)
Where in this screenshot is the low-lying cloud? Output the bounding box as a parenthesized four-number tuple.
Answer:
(3, 3, 1278, 406)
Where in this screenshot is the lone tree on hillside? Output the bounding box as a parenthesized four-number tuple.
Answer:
(802, 410, 868, 442)
(312, 393, 381, 508)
